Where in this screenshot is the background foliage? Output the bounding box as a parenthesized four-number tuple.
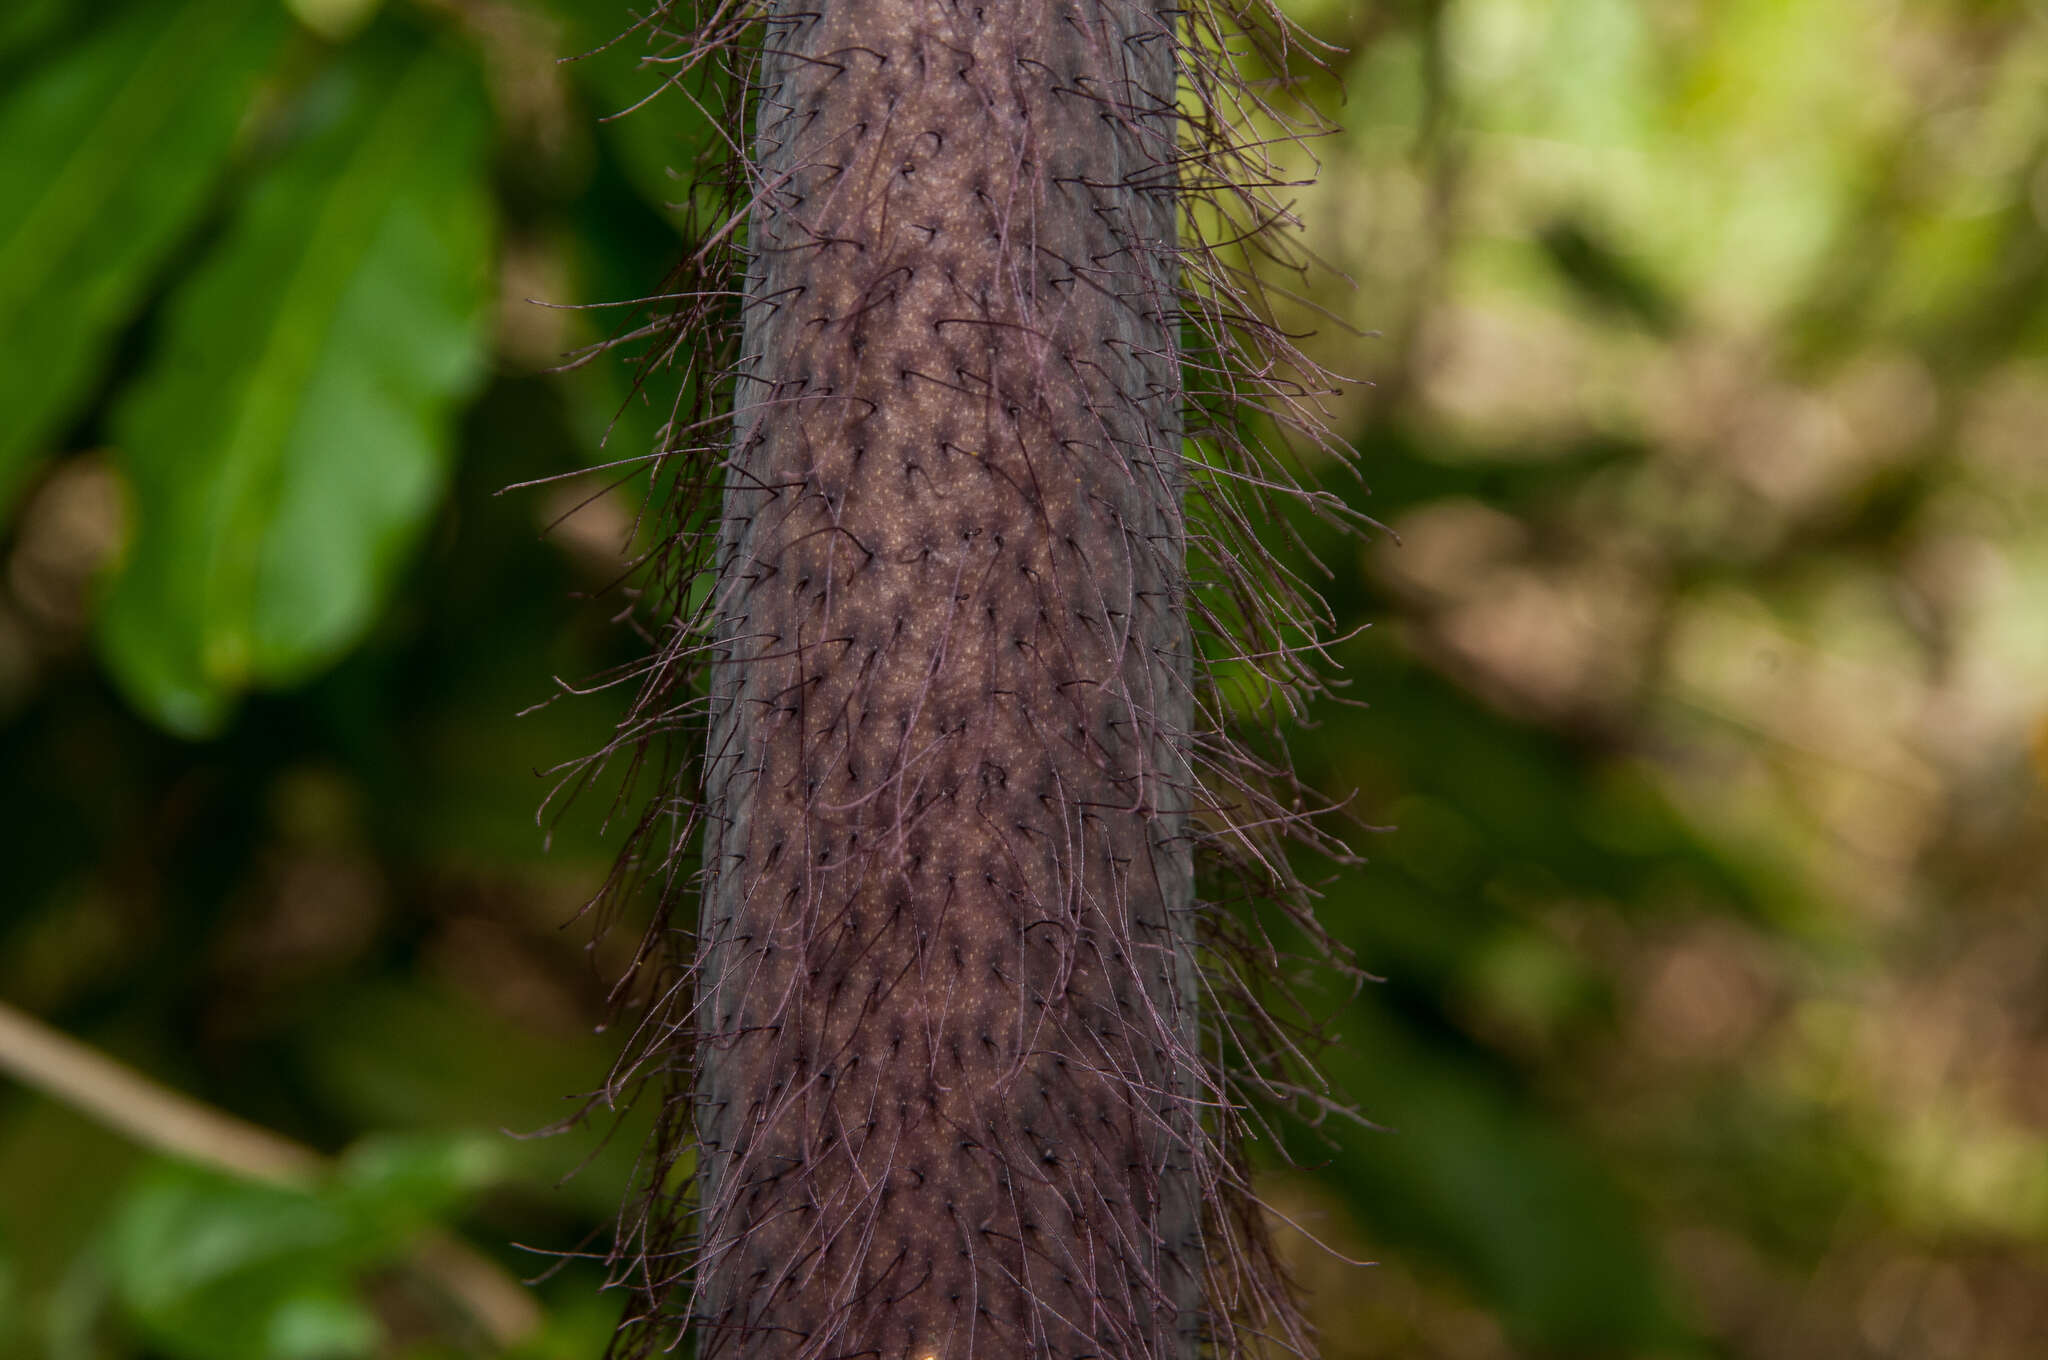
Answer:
(3, 0, 2047, 1357)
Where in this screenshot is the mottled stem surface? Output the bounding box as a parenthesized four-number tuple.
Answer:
(694, 2, 1201, 1356)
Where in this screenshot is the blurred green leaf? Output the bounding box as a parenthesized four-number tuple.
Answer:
(0, 1242, 19, 1354)
(0, 0, 68, 66)
(1309, 1000, 1691, 1353)
(46, 1243, 115, 1360)
(0, 1100, 145, 1341)
(0, 0, 289, 509)
(105, 1135, 510, 1360)
(286, 0, 389, 45)
(1538, 216, 1683, 335)
(301, 984, 644, 1219)
(98, 31, 496, 738)
(108, 1164, 381, 1360)
(334, 1128, 508, 1233)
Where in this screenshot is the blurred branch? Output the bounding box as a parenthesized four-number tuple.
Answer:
(0, 998, 318, 1183)
(0, 998, 543, 1349)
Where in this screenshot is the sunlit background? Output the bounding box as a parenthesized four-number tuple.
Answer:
(3, 0, 2046, 1356)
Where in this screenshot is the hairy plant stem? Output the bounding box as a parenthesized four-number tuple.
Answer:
(586, 3, 1354, 1357)
(692, 4, 1197, 1357)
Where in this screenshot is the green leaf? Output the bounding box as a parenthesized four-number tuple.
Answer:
(108, 1164, 382, 1360)
(0, 0, 289, 509)
(333, 1129, 508, 1234)
(98, 32, 496, 738)
(285, 0, 388, 44)
(260, 1287, 382, 1360)
(1306, 997, 1694, 1353)
(300, 984, 648, 1219)
(0, 1244, 19, 1355)
(105, 1135, 510, 1360)
(0, 0, 69, 66)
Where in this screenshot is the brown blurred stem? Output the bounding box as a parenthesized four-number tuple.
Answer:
(0, 998, 542, 1349)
